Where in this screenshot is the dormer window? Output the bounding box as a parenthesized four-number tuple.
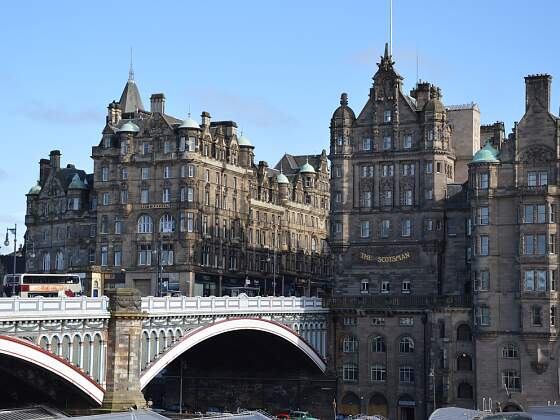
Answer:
(383, 110, 392, 123)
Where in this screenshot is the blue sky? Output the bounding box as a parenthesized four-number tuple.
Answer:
(1, 0, 559, 252)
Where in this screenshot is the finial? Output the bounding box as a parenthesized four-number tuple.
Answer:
(129, 47, 134, 81)
(340, 93, 348, 106)
(384, 42, 389, 59)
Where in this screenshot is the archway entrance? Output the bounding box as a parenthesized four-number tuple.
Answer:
(143, 329, 333, 418)
(398, 395, 415, 420)
(368, 393, 388, 417)
(340, 392, 360, 416)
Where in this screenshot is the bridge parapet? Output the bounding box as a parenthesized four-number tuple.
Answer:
(0, 296, 110, 321)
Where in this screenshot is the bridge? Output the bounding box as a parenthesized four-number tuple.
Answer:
(0, 289, 329, 411)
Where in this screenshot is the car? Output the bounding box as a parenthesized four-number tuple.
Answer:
(277, 413, 290, 420)
(290, 410, 319, 420)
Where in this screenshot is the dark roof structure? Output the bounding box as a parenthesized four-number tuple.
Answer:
(119, 79, 145, 114)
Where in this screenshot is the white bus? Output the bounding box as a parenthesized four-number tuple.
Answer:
(3, 273, 83, 298)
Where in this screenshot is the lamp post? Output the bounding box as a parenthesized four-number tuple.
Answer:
(4, 224, 17, 296)
(429, 367, 436, 413)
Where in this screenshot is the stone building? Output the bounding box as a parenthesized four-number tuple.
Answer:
(26, 70, 331, 298)
(469, 74, 560, 411)
(326, 45, 475, 420)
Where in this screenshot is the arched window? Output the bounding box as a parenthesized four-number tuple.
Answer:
(457, 324, 472, 341)
(137, 215, 153, 233)
(502, 343, 519, 359)
(343, 336, 359, 353)
(457, 382, 473, 399)
(55, 251, 64, 270)
(42, 253, 51, 271)
(372, 336, 386, 353)
(399, 336, 415, 353)
(311, 237, 317, 252)
(159, 214, 176, 233)
(457, 353, 472, 371)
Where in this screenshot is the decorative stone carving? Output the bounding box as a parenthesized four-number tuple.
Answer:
(520, 145, 554, 163)
(107, 288, 142, 313)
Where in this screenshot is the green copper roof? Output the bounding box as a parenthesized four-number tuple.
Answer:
(117, 121, 140, 133)
(68, 174, 88, 190)
(178, 115, 200, 130)
(238, 135, 253, 147)
(27, 181, 42, 195)
(276, 172, 290, 184)
(471, 141, 500, 164)
(299, 161, 316, 174)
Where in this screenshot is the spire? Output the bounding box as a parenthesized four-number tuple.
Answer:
(377, 42, 396, 73)
(129, 47, 134, 81)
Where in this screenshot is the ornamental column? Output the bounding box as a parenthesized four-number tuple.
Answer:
(100, 288, 147, 411)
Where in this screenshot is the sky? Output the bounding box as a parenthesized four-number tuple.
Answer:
(1, 0, 560, 253)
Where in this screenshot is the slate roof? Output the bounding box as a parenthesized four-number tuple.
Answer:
(275, 154, 322, 175)
(119, 79, 145, 114)
(55, 168, 90, 192)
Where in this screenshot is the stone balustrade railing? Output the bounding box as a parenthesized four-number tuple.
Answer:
(0, 296, 110, 320)
(141, 295, 328, 316)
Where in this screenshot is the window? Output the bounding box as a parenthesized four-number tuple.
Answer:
(402, 189, 413, 206)
(335, 222, 343, 234)
(479, 172, 489, 189)
(399, 366, 415, 384)
(425, 219, 433, 231)
(403, 135, 412, 149)
(551, 306, 557, 327)
(531, 306, 542, 326)
(100, 246, 108, 267)
(479, 207, 489, 225)
(528, 171, 548, 187)
(360, 221, 370, 238)
(187, 136, 196, 152)
(164, 141, 173, 154)
(475, 305, 490, 325)
(381, 220, 390, 238)
(163, 166, 171, 179)
(361, 279, 369, 294)
(502, 370, 521, 392)
(88, 248, 95, 264)
(188, 164, 195, 177)
(161, 244, 174, 265)
(120, 140, 128, 154)
(381, 281, 390, 293)
(121, 167, 128, 180)
(333, 165, 342, 178)
(362, 138, 372, 151)
(457, 325, 472, 341)
(550, 234, 556, 254)
(382, 164, 394, 177)
(436, 162, 442, 173)
(343, 364, 358, 382)
(550, 204, 556, 223)
(138, 244, 152, 266)
(159, 214, 176, 233)
(475, 270, 490, 291)
(479, 235, 489, 255)
(89, 224, 96, 237)
(114, 245, 122, 267)
(383, 136, 392, 150)
(371, 365, 386, 382)
(343, 336, 359, 353)
(162, 188, 170, 203)
(372, 336, 386, 353)
(383, 110, 392, 122)
(399, 317, 414, 326)
(552, 270, 557, 291)
(42, 253, 51, 271)
(524, 270, 547, 291)
(401, 163, 415, 176)
(361, 191, 372, 207)
(55, 251, 64, 270)
(343, 317, 357, 326)
(361, 165, 374, 178)
(424, 189, 433, 200)
(502, 344, 519, 359)
(102, 192, 110, 206)
(114, 220, 122, 235)
(399, 337, 415, 353)
(142, 142, 150, 155)
(141, 167, 149, 180)
(120, 190, 128, 204)
(337, 136, 343, 146)
(371, 317, 385, 326)
(401, 219, 412, 237)
(425, 162, 433, 174)
(524, 204, 546, 223)
(141, 188, 149, 204)
(137, 215, 153, 233)
(457, 354, 472, 371)
(523, 233, 546, 255)
(334, 191, 342, 204)
(382, 190, 393, 206)
(401, 280, 411, 293)
(101, 167, 109, 182)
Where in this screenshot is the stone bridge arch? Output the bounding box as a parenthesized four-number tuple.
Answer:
(0, 335, 105, 405)
(139, 317, 327, 389)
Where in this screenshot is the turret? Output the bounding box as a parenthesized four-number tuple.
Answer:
(237, 133, 254, 168)
(330, 93, 355, 157)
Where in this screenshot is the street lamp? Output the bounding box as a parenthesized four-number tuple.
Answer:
(4, 224, 17, 296)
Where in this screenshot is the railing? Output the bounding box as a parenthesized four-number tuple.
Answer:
(141, 295, 328, 315)
(324, 294, 472, 310)
(0, 296, 110, 320)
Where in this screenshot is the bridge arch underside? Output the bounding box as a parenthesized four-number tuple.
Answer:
(142, 320, 334, 417)
(0, 350, 101, 410)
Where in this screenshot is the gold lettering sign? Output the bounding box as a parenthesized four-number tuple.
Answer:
(360, 251, 411, 263)
(140, 203, 171, 209)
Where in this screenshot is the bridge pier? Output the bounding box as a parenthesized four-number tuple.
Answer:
(100, 288, 147, 412)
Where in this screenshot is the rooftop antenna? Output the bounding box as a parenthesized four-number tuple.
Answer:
(416, 52, 419, 84)
(129, 47, 134, 81)
(389, 0, 393, 56)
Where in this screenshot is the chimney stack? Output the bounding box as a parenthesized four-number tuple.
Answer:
(201, 111, 211, 127)
(49, 150, 61, 171)
(525, 74, 551, 112)
(39, 158, 50, 185)
(150, 93, 166, 114)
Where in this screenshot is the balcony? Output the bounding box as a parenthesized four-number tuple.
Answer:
(324, 294, 472, 310)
